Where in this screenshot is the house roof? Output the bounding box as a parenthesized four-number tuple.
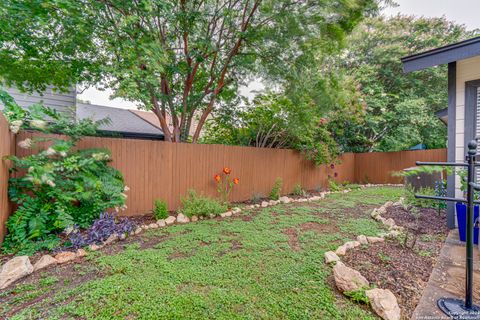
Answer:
(401, 36, 480, 73)
(76, 103, 164, 139)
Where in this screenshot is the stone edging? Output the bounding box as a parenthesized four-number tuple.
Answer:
(323, 198, 405, 320)
(0, 184, 401, 290)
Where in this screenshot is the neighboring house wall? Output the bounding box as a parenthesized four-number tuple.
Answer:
(0, 86, 76, 115)
(455, 56, 480, 199)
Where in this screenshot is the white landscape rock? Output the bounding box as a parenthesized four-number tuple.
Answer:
(333, 261, 369, 293)
(366, 236, 385, 244)
(148, 223, 159, 229)
(89, 243, 103, 251)
(134, 227, 142, 235)
(261, 201, 269, 208)
(55, 251, 77, 264)
(309, 196, 322, 201)
(335, 245, 347, 256)
(191, 216, 199, 222)
(279, 196, 291, 204)
(324, 251, 340, 264)
(220, 211, 233, 218)
(366, 288, 401, 320)
(357, 235, 368, 245)
(343, 241, 361, 250)
(383, 218, 396, 229)
(33, 255, 57, 272)
(0, 256, 33, 289)
(370, 209, 379, 218)
(104, 233, 119, 245)
(269, 200, 279, 206)
(165, 216, 176, 225)
(232, 207, 241, 214)
(176, 213, 190, 224)
(157, 220, 166, 227)
(76, 249, 87, 258)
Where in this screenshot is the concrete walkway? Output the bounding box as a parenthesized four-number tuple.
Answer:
(412, 230, 480, 319)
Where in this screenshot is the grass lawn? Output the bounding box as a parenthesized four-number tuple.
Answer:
(1, 187, 403, 320)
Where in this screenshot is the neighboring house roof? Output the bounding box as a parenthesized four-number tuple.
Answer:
(131, 109, 201, 138)
(77, 103, 164, 140)
(401, 36, 480, 73)
(435, 108, 448, 125)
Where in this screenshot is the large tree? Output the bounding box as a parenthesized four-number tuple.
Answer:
(0, 0, 377, 142)
(330, 15, 479, 152)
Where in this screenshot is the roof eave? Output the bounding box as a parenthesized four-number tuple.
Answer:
(401, 36, 480, 73)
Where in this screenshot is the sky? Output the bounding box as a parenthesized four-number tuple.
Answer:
(78, 0, 480, 110)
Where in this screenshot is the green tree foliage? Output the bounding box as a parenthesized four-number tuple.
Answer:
(0, 0, 378, 143)
(202, 92, 341, 165)
(1, 90, 127, 255)
(331, 15, 479, 152)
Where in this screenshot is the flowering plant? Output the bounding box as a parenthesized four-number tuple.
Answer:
(214, 167, 239, 204)
(1, 93, 127, 255)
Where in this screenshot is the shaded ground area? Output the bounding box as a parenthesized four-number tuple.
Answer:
(412, 230, 480, 320)
(343, 205, 449, 319)
(0, 187, 402, 320)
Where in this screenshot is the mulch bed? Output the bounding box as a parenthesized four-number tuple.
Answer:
(342, 205, 449, 319)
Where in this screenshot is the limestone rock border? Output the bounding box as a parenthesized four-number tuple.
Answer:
(325, 198, 404, 320)
(0, 184, 400, 290)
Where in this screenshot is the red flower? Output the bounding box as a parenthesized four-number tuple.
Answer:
(233, 177, 239, 185)
(223, 167, 231, 175)
(334, 172, 338, 178)
(214, 174, 221, 182)
(330, 164, 335, 169)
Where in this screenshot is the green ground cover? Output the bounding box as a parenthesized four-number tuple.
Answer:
(2, 187, 402, 320)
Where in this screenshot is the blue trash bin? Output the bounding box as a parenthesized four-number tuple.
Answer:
(455, 202, 479, 244)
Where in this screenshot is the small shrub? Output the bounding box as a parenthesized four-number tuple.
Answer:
(270, 178, 283, 200)
(292, 184, 305, 196)
(404, 185, 436, 208)
(344, 289, 370, 305)
(153, 200, 169, 220)
(180, 190, 227, 217)
(328, 178, 341, 192)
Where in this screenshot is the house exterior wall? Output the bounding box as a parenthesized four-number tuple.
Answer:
(455, 56, 480, 198)
(0, 86, 76, 115)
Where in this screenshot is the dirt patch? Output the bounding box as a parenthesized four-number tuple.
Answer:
(382, 206, 448, 235)
(300, 222, 339, 234)
(218, 240, 243, 257)
(342, 206, 449, 319)
(283, 228, 301, 251)
(168, 251, 194, 261)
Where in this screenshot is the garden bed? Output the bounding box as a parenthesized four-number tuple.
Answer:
(0, 187, 404, 319)
(342, 205, 449, 319)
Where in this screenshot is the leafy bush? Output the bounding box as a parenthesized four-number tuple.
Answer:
(270, 178, 283, 200)
(180, 190, 227, 218)
(1, 93, 127, 255)
(404, 185, 436, 209)
(153, 200, 169, 220)
(328, 178, 341, 192)
(292, 184, 305, 196)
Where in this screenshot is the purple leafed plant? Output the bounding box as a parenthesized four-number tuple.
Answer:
(87, 212, 118, 244)
(65, 212, 136, 248)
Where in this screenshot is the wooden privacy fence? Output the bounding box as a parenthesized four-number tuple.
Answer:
(0, 114, 447, 222)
